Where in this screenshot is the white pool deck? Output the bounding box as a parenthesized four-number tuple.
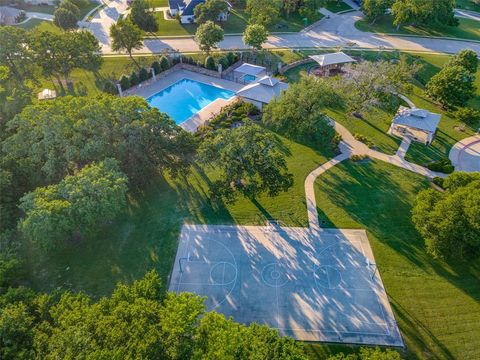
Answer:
(127, 70, 245, 132)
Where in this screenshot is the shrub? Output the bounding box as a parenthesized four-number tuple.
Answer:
(151, 61, 161, 74)
(205, 56, 216, 71)
(139, 67, 149, 81)
(353, 133, 375, 148)
(432, 176, 445, 189)
(454, 107, 480, 127)
(217, 55, 229, 70)
(120, 75, 130, 90)
(103, 80, 118, 94)
(350, 154, 369, 162)
(60, 0, 80, 19)
(130, 71, 139, 86)
(15, 11, 27, 23)
(159, 55, 170, 71)
(226, 51, 237, 66)
(427, 158, 454, 174)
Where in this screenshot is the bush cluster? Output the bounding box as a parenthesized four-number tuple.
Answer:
(196, 100, 260, 136)
(427, 158, 454, 174)
(353, 133, 375, 148)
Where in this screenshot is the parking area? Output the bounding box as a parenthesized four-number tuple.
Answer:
(169, 224, 403, 346)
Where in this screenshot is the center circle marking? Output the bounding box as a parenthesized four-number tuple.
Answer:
(261, 262, 289, 287)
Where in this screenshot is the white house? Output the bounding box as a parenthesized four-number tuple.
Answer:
(388, 106, 441, 145)
(168, 0, 228, 24)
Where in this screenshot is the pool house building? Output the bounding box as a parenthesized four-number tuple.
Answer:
(233, 63, 268, 84)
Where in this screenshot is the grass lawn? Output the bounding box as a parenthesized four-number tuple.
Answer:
(15, 19, 62, 33)
(456, 0, 480, 12)
(149, 0, 169, 7)
(79, 1, 100, 19)
(22, 132, 332, 296)
(324, 0, 353, 13)
(355, 15, 480, 42)
(312, 159, 480, 359)
(15, 4, 56, 14)
(152, 7, 323, 36)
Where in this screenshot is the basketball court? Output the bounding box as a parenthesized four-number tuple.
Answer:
(169, 224, 403, 346)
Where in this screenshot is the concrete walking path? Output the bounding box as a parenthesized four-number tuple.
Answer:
(455, 8, 480, 21)
(304, 119, 445, 229)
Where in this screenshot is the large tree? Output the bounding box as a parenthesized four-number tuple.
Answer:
(446, 48, 479, 74)
(362, 0, 391, 24)
(194, 20, 224, 54)
(426, 64, 476, 109)
(391, 0, 457, 28)
(53, 7, 79, 30)
(263, 76, 338, 149)
(0, 27, 35, 83)
(412, 172, 480, 259)
(2, 95, 195, 191)
(29, 30, 102, 89)
(19, 159, 128, 249)
(246, 0, 282, 26)
(198, 121, 293, 200)
(110, 19, 144, 68)
(130, 0, 158, 32)
(194, 0, 228, 24)
(243, 24, 269, 50)
(340, 56, 421, 112)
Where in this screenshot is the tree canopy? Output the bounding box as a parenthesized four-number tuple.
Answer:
(412, 172, 480, 259)
(0, 271, 308, 359)
(391, 0, 457, 28)
(198, 121, 293, 200)
(246, 0, 282, 26)
(110, 19, 144, 68)
(263, 76, 339, 150)
(194, 20, 224, 53)
(130, 0, 158, 32)
(193, 0, 228, 24)
(29, 30, 102, 87)
(426, 64, 476, 109)
(446, 48, 479, 74)
(19, 159, 128, 249)
(2, 95, 195, 193)
(362, 0, 391, 24)
(243, 24, 269, 50)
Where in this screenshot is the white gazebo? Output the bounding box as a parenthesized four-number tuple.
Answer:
(388, 106, 441, 145)
(37, 89, 57, 101)
(309, 52, 356, 75)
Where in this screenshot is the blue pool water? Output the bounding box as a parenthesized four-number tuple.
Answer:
(146, 78, 235, 124)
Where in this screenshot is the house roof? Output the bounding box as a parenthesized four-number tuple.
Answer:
(391, 106, 441, 133)
(309, 52, 356, 67)
(234, 63, 266, 76)
(236, 77, 288, 104)
(168, 0, 205, 15)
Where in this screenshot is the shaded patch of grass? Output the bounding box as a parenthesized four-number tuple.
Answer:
(324, 0, 353, 13)
(355, 15, 480, 42)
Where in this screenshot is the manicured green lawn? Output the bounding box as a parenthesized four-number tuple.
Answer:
(149, 0, 169, 7)
(312, 159, 480, 360)
(355, 15, 480, 42)
(324, 0, 353, 13)
(15, 19, 62, 33)
(79, 1, 100, 19)
(16, 4, 56, 14)
(22, 133, 332, 296)
(456, 0, 480, 12)
(151, 7, 323, 36)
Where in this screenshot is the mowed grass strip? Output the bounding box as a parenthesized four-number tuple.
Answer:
(355, 15, 480, 42)
(311, 159, 480, 360)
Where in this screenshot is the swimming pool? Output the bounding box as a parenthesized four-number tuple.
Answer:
(146, 78, 235, 124)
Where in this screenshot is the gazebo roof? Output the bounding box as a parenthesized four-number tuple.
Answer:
(392, 106, 441, 133)
(234, 63, 266, 76)
(37, 89, 57, 100)
(236, 77, 288, 104)
(309, 52, 356, 67)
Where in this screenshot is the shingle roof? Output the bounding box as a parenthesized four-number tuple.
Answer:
(309, 52, 356, 67)
(168, 0, 204, 15)
(233, 63, 267, 76)
(392, 106, 441, 133)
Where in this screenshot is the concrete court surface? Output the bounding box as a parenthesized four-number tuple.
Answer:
(169, 224, 403, 346)
(449, 135, 480, 172)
